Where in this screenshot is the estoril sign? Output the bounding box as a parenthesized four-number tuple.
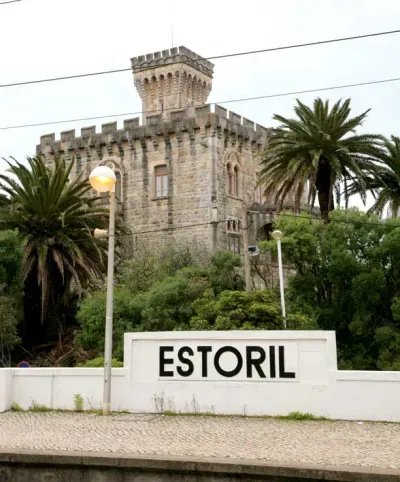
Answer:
(124, 331, 338, 415)
(159, 344, 297, 381)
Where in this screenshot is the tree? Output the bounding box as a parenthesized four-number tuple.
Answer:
(188, 290, 310, 331)
(0, 231, 23, 366)
(75, 249, 244, 358)
(76, 288, 146, 360)
(140, 266, 211, 332)
(347, 136, 400, 218)
(118, 243, 210, 294)
(260, 98, 382, 220)
(263, 210, 400, 370)
(0, 157, 111, 346)
(0, 294, 20, 367)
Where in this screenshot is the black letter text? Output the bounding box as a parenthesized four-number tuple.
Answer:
(159, 346, 174, 377)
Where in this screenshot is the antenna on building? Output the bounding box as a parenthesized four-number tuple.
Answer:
(171, 24, 174, 48)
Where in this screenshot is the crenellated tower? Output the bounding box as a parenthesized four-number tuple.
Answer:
(131, 46, 214, 123)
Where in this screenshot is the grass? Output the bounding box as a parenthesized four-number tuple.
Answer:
(278, 411, 329, 421)
(9, 405, 129, 416)
(10, 402, 23, 412)
(73, 394, 84, 412)
(162, 410, 330, 421)
(163, 410, 216, 417)
(29, 401, 52, 412)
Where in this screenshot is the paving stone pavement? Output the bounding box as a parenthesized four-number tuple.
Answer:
(0, 412, 399, 469)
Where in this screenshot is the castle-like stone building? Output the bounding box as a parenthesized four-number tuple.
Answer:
(37, 46, 297, 256)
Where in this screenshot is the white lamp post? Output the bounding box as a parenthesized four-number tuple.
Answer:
(89, 166, 116, 416)
(272, 230, 286, 328)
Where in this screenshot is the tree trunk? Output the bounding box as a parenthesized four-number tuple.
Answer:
(316, 158, 334, 221)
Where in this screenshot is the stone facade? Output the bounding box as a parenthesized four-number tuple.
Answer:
(36, 46, 302, 256)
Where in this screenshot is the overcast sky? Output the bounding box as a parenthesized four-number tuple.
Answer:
(1, 0, 400, 209)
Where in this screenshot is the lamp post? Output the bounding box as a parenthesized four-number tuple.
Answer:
(89, 166, 116, 416)
(272, 230, 286, 328)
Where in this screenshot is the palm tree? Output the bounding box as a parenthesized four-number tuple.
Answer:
(347, 136, 400, 218)
(260, 98, 383, 220)
(0, 156, 112, 344)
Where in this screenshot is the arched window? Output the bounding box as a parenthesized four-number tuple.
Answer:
(115, 171, 122, 199)
(233, 165, 239, 197)
(226, 163, 232, 194)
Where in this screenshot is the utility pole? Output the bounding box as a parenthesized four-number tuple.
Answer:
(242, 206, 252, 292)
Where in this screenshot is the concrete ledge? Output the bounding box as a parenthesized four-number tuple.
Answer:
(0, 449, 399, 481)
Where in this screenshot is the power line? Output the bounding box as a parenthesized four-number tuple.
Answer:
(2, 74, 400, 131)
(272, 211, 400, 228)
(1, 28, 400, 89)
(0, 0, 23, 4)
(0, 220, 227, 249)
(0, 214, 399, 251)
(204, 28, 400, 61)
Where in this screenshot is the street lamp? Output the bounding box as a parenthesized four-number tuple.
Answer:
(272, 230, 286, 328)
(89, 166, 116, 416)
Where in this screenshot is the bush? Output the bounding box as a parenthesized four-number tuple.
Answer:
(75, 288, 146, 360)
(189, 290, 310, 331)
(140, 267, 211, 331)
(0, 295, 21, 367)
(77, 357, 123, 368)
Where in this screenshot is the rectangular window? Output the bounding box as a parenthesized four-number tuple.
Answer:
(226, 218, 239, 234)
(227, 234, 241, 254)
(155, 165, 168, 198)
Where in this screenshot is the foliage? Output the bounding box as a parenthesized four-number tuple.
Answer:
(260, 98, 382, 219)
(278, 411, 328, 421)
(118, 243, 209, 294)
(209, 251, 244, 294)
(0, 294, 21, 367)
(348, 135, 400, 218)
(188, 290, 311, 331)
(29, 401, 51, 412)
(76, 288, 145, 360)
(73, 393, 84, 411)
(140, 267, 211, 332)
(76, 250, 243, 358)
(0, 230, 23, 295)
(0, 157, 115, 344)
(10, 402, 23, 412)
(77, 357, 123, 368)
(0, 231, 23, 367)
(262, 209, 400, 369)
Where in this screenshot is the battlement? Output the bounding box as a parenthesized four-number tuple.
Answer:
(38, 105, 269, 152)
(132, 46, 214, 122)
(131, 46, 214, 78)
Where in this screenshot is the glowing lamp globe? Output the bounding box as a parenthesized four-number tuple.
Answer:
(89, 166, 116, 193)
(272, 230, 283, 241)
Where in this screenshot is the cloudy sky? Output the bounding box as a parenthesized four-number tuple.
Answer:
(1, 0, 400, 208)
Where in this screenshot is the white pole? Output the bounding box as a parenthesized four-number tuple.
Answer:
(276, 238, 286, 328)
(242, 218, 252, 292)
(103, 190, 115, 416)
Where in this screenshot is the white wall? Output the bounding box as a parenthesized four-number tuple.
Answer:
(124, 331, 337, 416)
(1, 331, 400, 422)
(1, 368, 128, 411)
(327, 371, 400, 422)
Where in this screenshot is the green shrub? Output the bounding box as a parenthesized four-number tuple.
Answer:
(76, 288, 146, 360)
(77, 357, 123, 368)
(73, 393, 84, 411)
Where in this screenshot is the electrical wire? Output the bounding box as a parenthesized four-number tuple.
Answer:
(1, 28, 400, 89)
(0, 0, 23, 4)
(0, 214, 399, 250)
(2, 74, 400, 132)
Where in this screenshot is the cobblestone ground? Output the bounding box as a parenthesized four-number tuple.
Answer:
(0, 412, 399, 469)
